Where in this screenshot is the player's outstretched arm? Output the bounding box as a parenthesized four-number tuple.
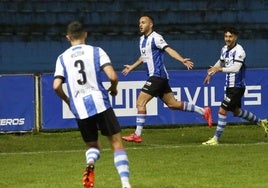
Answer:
(122, 56, 143, 75)
(164, 47, 194, 70)
(203, 60, 223, 84)
(203, 75, 211, 84)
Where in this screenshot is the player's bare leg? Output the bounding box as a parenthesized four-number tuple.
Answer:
(122, 91, 153, 143)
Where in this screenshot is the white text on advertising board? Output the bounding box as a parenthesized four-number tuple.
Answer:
(62, 81, 261, 118)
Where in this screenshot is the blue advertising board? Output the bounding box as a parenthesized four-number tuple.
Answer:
(0, 75, 35, 132)
(41, 69, 268, 129)
(41, 73, 77, 129)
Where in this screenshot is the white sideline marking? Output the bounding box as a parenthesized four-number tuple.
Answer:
(0, 142, 267, 156)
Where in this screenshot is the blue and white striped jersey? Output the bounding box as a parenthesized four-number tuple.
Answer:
(220, 43, 246, 88)
(139, 31, 169, 79)
(54, 44, 111, 119)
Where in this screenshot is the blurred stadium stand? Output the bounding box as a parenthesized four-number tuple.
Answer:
(0, 0, 267, 73)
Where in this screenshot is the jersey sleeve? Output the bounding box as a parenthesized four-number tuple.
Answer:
(99, 47, 111, 67)
(154, 34, 168, 50)
(220, 47, 225, 61)
(54, 55, 65, 78)
(234, 46, 246, 63)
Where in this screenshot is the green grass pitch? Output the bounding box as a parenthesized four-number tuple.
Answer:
(0, 125, 267, 188)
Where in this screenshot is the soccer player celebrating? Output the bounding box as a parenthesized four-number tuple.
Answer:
(202, 27, 268, 145)
(122, 15, 213, 143)
(53, 21, 132, 188)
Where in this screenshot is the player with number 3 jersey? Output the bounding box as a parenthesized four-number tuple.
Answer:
(53, 21, 132, 188)
(54, 44, 111, 119)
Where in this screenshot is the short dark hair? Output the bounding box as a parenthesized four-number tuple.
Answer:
(224, 27, 239, 35)
(66, 21, 85, 39)
(140, 15, 154, 24)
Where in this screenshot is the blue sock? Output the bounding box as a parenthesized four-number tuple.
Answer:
(114, 150, 130, 186)
(85, 148, 100, 164)
(214, 113, 227, 140)
(238, 109, 260, 123)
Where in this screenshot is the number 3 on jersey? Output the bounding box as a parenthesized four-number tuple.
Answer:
(74, 60, 87, 85)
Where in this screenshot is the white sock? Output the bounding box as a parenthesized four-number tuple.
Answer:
(183, 101, 203, 115)
(135, 126, 143, 136)
(85, 148, 100, 164)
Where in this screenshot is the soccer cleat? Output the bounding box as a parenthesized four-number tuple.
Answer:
(203, 107, 213, 128)
(202, 137, 218, 145)
(260, 119, 268, 137)
(83, 164, 95, 188)
(122, 133, 142, 143)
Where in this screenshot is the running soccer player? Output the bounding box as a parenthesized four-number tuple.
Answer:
(53, 21, 132, 188)
(122, 15, 213, 143)
(202, 27, 268, 145)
